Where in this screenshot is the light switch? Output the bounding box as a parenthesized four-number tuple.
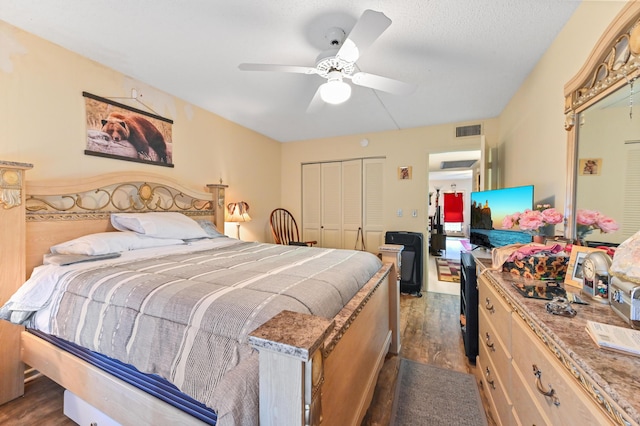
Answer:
(397, 209, 403, 217)
(412, 209, 418, 217)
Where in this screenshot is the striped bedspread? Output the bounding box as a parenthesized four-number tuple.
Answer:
(5, 240, 382, 425)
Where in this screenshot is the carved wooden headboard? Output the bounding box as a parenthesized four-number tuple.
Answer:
(23, 171, 226, 276)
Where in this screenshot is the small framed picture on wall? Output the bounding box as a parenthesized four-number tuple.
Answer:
(398, 166, 412, 180)
(578, 158, 602, 176)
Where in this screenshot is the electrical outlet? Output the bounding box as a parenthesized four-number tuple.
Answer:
(397, 209, 403, 217)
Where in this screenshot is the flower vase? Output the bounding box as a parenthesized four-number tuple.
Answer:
(533, 235, 545, 244)
(575, 231, 590, 246)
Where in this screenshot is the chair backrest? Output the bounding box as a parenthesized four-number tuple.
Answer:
(270, 208, 301, 245)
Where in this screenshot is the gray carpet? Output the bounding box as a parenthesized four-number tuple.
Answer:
(390, 359, 488, 426)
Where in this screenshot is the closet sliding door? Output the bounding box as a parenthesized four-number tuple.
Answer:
(301, 158, 384, 252)
(362, 158, 384, 251)
(341, 159, 363, 250)
(301, 163, 321, 245)
(320, 162, 343, 249)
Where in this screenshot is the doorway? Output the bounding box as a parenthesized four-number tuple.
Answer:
(426, 149, 480, 295)
(428, 150, 480, 239)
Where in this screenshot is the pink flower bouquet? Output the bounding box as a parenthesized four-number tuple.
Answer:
(576, 209, 619, 240)
(502, 207, 564, 235)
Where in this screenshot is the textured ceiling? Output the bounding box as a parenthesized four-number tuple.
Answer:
(0, 0, 581, 142)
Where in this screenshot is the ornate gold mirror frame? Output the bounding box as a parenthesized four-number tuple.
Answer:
(564, 2, 640, 241)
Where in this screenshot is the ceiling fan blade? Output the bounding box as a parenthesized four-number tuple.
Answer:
(238, 63, 318, 75)
(336, 10, 392, 63)
(306, 86, 325, 113)
(351, 72, 416, 96)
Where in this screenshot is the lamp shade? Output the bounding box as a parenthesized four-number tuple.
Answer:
(320, 71, 351, 104)
(227, 201, 251, 222)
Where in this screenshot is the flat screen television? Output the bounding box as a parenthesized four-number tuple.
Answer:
(469, 185, 534, 249)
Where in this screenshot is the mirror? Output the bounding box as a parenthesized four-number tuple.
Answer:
(574, 85, 640, 245)
(564, 3, 640, 245)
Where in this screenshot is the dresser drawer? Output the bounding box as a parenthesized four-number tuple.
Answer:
(479, 306, 511, 381)
(64, 390, 121, 426)
(478, 336, 513, 426)
(511, 316, 611, 425)
(478, 275, 512, 348)
(511, 364, 553, 426)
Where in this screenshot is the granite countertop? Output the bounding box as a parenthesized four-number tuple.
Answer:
(0, 160, 34, 169)
(473, 251, 640, 425)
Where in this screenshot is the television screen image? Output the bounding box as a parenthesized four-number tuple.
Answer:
(470, 185, 534, 249)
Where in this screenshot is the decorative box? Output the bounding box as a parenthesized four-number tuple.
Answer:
(610, 276, 640, 329)
(502, 254, 569, 280)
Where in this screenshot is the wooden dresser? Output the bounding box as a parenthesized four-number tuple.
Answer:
(474, 254, 640, 426)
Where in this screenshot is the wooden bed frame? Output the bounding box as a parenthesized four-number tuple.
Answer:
(0, 163, 402, 426)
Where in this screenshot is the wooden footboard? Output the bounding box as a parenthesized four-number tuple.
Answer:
(321, 265, 393, 425)
(249, 245, 402, 426)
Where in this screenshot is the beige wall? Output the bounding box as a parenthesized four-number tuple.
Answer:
(281, 120, 499, 240)
(0, 20, 281, 242)
(497, 1, 627, 231)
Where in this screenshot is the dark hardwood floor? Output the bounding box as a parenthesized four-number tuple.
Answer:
(362, 291, 496, 426)
(0, 291, 495, 425)
(0, 375, 75, 426)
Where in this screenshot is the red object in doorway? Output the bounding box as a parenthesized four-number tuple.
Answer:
(444, 192, 464, 222)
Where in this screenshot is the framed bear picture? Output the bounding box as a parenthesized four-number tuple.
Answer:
(83, 91, 174, 167)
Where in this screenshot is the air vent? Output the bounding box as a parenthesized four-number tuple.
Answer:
(440, 160, 477, 169)
(455, 124, 482, 137)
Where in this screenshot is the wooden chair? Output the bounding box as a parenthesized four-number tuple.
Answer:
(269, 208, 317, 246)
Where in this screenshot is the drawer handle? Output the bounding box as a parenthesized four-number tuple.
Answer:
(485, 367, 496, 390)
(485, 332, 495, 351)
(532, 364, 560, 406)
(484, 297, 495, 313)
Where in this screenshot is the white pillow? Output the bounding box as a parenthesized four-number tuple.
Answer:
(195, 219, 226, 238)
(43, 252, 122, 266)
(111, 212, 209, 240)
(50, 231, 185, 255)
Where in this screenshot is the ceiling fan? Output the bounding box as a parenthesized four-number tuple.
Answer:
(238, 10, 416, 111)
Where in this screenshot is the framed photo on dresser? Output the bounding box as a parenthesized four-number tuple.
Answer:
(565, 246, 604, 288)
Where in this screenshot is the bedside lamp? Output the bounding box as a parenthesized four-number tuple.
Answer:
(227, 201, 251, 239)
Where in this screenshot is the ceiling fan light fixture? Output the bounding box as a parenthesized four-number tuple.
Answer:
(336, 39, 359, 62)
(239, 10, 411, 110)
(320, 72, 351, 104)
